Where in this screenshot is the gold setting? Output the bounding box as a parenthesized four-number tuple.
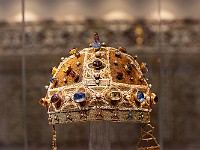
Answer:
(140, 62, 148, 73)
(69, 48, 78, 55)
(51, 67, 57, 75)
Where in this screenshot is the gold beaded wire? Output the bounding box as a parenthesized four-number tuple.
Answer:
(52, 125, 57, 150)
(136, 124, 160, 150)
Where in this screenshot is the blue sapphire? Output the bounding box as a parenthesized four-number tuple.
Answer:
(93, 42, 101, 48)
(115, 50, 121, 57)
(127, 63, 132, 70)
(137, 91, 145, 102)
(50, 78, 54, 83)
(74, 92, 86, 103)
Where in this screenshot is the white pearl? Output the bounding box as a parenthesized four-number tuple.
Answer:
(61, 57, 65, 61)
(76, 61, 81, 66)
(125, 95, 130, 100)
(96, 93, 101, 98)
(95, 51, 101, 57)
(95, 80, 100, 84)
(65, 96, 71, 101)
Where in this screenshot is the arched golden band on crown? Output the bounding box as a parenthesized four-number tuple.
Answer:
(39, 32, 159, 149)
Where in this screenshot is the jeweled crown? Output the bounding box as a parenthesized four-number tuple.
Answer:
(40, 33, 158, 125)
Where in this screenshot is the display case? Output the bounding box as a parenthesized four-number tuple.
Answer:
(0, 0, 200, 150)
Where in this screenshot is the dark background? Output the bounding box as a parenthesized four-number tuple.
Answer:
(0, 0, 200, 150)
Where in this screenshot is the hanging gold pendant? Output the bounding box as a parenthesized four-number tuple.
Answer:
(52, 125, 58, 150)
(136, 124, 160, 150)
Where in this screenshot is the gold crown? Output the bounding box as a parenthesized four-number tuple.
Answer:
(39, 32, 158, 125)
(40, 33, 160, 150)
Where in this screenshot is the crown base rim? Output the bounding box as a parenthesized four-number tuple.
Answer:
(48, 109, 150, 125)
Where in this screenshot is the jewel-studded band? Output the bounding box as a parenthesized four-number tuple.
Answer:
(48, 109, 150, 124)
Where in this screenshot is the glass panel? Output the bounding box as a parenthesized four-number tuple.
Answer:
(5, 0, 200, 150)
(0, 0, 24, 150)
(160, 0, 200, 149)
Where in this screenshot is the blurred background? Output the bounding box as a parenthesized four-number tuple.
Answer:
(0, 0, 200, 150)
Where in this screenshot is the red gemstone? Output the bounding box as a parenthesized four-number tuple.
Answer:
(116, 72, 123, 80)
(51, 94, 60, 103)
(75, 52, 80, 58)
(93, 60, 102, 68)
(69, 71, 76, 78)
(55, 100, 62, 109)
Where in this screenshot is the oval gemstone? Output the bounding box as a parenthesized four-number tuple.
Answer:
(137, 91, 145, 102)
(75, 52, 80, 58)
(93, 60, 102, 68)
(154, 95, 158, 103)
(110, 91, 121, 101)
(93, 42, 101, 48)
(55, 100, 62, 109)
(69, 71, 76, 78)
(51, 94, 60, 103)
(50, 78, 54, 83)
(127, 63, 132, 70)
(74, 92, 86, 103)
(115, 50, 121, 57)
(116, 72, 123, 80)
